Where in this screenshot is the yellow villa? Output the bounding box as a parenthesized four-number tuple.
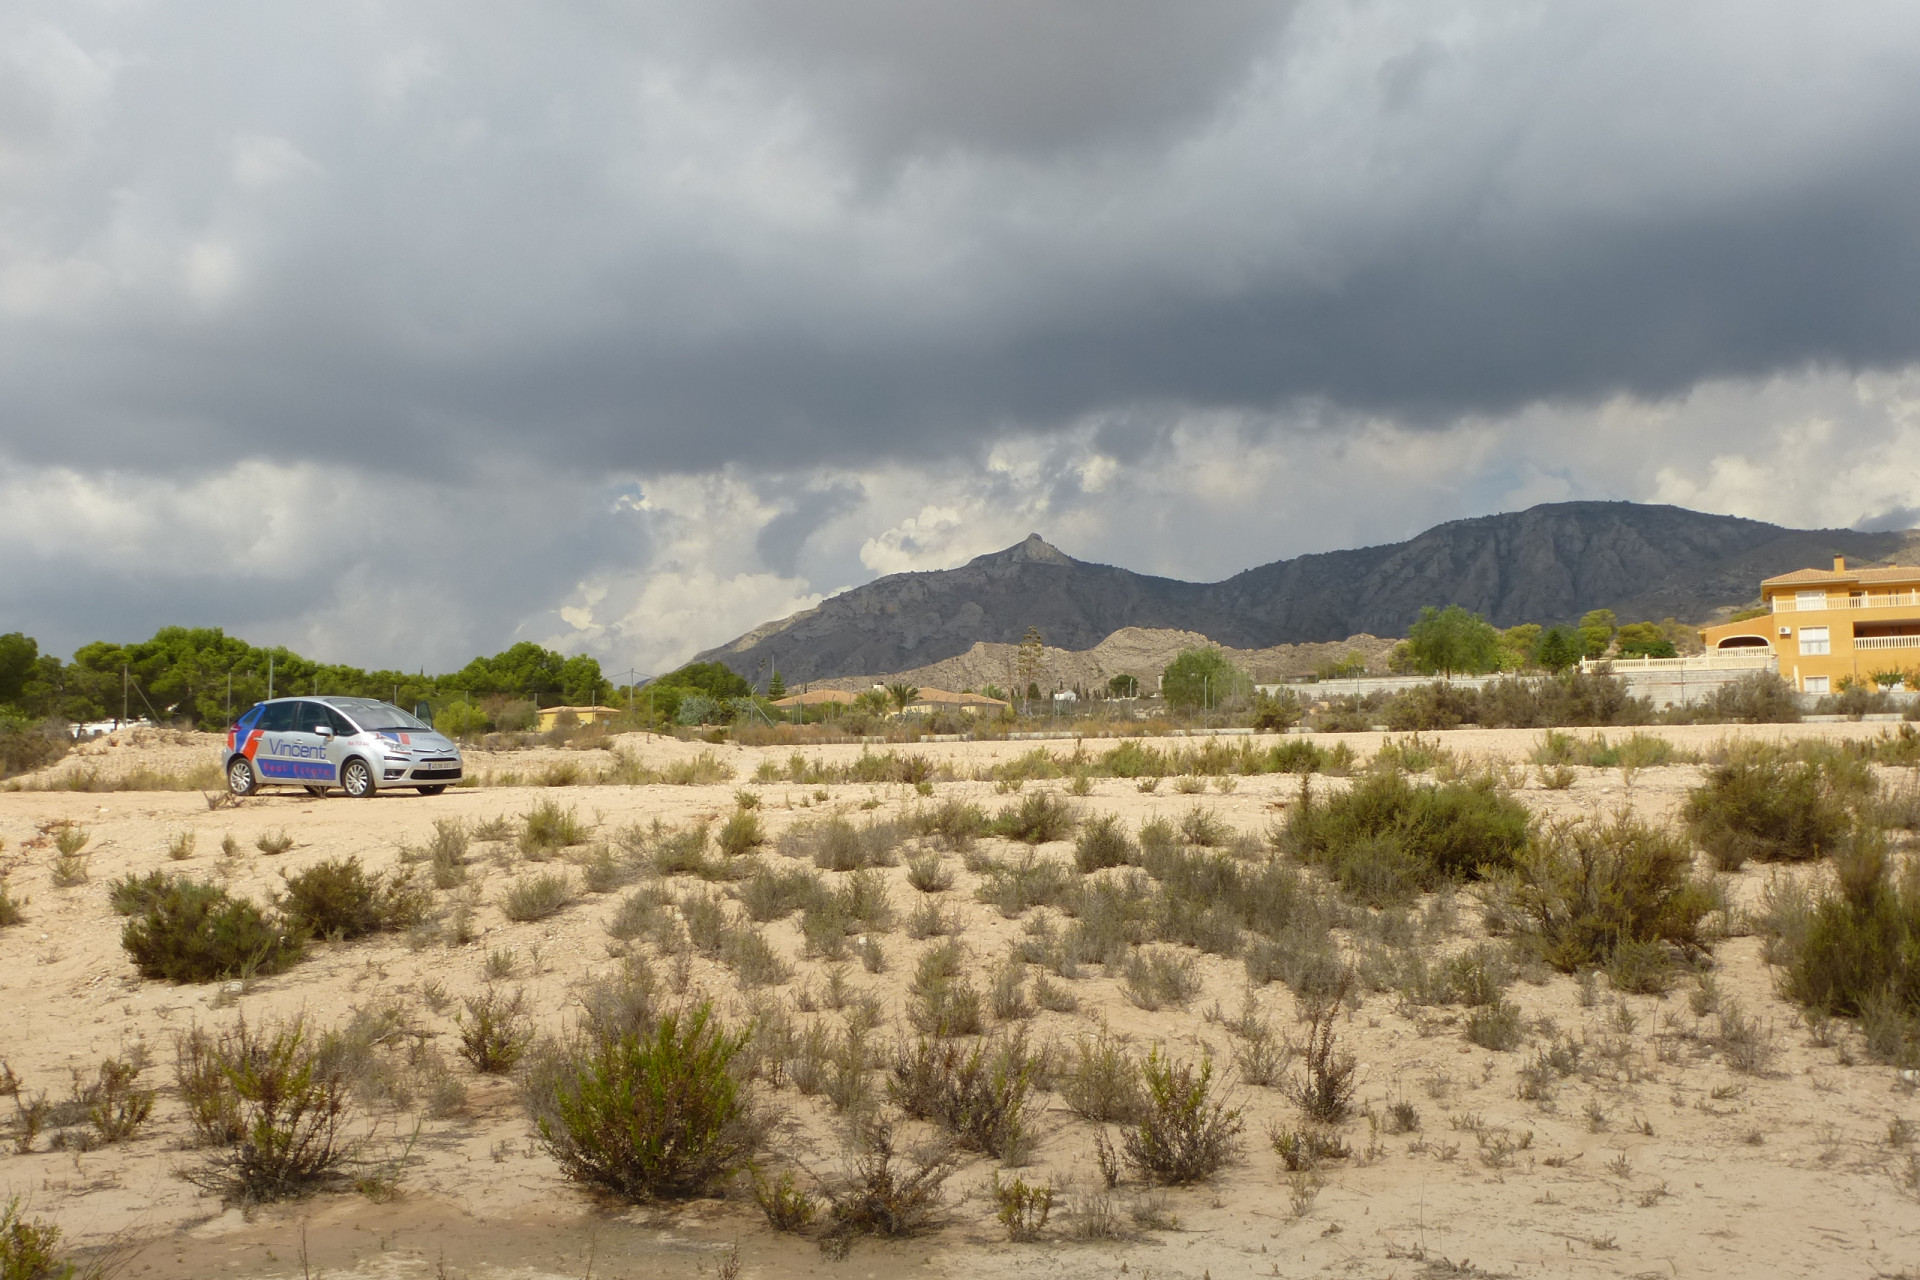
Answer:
(1700, 556, 1920, 693)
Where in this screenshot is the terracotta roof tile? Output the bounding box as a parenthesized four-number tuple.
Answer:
(1763, 565, 1920, 587)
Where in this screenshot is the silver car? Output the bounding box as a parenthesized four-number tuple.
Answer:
(223, 696, 464, 798)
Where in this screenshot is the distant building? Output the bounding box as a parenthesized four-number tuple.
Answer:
(535, 704, 623, 732)
(770, 687, 1009, 716)
(1698, 555, 1920, 693)
(904, 688, 1010, 716)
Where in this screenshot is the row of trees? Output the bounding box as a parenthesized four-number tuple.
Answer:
(1392, 607, 1690, 679)
(0, 628, 612, 732)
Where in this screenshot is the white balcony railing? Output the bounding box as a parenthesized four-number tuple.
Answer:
(1582, 652, 1777, 674)
(1771, 591, 1920, 612)
(1852, 635, 1920, 650)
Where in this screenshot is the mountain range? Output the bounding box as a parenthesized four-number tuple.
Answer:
(694, 501, 1915, 684)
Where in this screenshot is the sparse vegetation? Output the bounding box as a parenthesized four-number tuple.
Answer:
(457, 987, 534, 1073)
(502, 871, 575, 922)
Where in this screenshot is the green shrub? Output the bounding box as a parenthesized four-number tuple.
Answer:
(279, 857, 429, 939)
(1289, 981, 1356, 1123)
(1122, 1048, 1243, 1184)
(1281, 773, 1530, 902)
(991, 792, 1077, 845)
(1504, 814, 1716, 975)
(529, 1003, 767, 1200)
(0, 1197, 75, 1280)
(457, 987, 533, 1073)
(178, 1014, 355, 1203)
(1074, 815, 1136, 872)
(1682, 753, 1852, 870)
(1769, 825, 1920, 1062)
(502, 872, 575, 922)
(0, 882, 23, 929)
(717, 810, 765, 859)
(109, 868, 178, 916)
(122, 880, 304, 982)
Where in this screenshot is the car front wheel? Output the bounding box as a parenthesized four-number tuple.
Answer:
(341, 757, 376, 798)
(227, 757, 257, 796)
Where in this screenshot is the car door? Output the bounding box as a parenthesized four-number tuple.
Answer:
(251, 700, 300, 782)
(282, 700, 341, 786)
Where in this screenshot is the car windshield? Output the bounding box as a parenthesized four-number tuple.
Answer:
(329, 700, 429, 732)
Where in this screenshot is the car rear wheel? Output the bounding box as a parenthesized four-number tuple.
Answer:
(341, 757, 375, 798)
(416, 785, 447, 796)
(227, 757, 257, 796)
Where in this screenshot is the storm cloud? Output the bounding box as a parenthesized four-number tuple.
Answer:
(6, 1, 1920, 672)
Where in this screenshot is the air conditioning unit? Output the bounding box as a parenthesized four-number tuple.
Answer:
(1779, 626, 1792, 637)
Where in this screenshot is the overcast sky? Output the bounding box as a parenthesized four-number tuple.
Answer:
(8, 1, 1920, 675)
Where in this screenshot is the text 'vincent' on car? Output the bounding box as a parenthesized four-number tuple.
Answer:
(222, 697, 464, 798)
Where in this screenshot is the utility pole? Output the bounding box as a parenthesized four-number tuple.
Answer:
(122, 665, 129, 726)
(268, 654, 274, 701)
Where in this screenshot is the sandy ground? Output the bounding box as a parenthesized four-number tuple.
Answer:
(2, 723, 1918, 1279)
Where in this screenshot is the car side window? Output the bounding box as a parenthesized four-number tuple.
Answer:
(291, 701, 331, 734)
(322, 706, 357, 735)
(236, 705, 265, 731)
(257, 701, 297, 733)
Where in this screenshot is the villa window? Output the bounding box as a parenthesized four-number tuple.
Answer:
(1805, 676, 1830, 694)
(1799, 626, 1830, 656)
(1796, 590, 1828, 611)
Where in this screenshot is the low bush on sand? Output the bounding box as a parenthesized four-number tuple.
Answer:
(121, 878, 304, 983)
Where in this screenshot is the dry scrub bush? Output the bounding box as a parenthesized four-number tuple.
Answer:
(820, 1117, 958, 1254)
(0, 881, 23, 929)
(1502, 813, 1716, 983)
(502, 872, 574, 922)
(791, 816, 905, 871)
(717, 809, 764, 858)
(279, 857, 429, 939)
(1682, 750, 1856, 870)
(905, 852, 954, 893)
(527, 1002, 768, 1201)
(121, 879, 303, 983)
(911, 797, 988, 849)
(991, 791, 1077, 844)
(1290, 979, 1357, 1123)
(176, 1014, 355, 1204)
(1122, 947, 1202, 1011)
(457, 988, 533, 1073)
(1074, 815, 1136, 872)
(1061, 1031, 1145, 1123)
(1121, 1048, 1243, 1185)
(519, 799, 589, 854)
(887, 1032, 1039, 1161)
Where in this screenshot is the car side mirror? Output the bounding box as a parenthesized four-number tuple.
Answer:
(315, 726, 334, 738)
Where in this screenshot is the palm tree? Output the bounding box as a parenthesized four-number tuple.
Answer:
(885, 682, 920, 714)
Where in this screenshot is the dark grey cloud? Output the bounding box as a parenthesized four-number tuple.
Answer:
(9, 1, 1920, 670)
(7, 0, 1920, 486)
